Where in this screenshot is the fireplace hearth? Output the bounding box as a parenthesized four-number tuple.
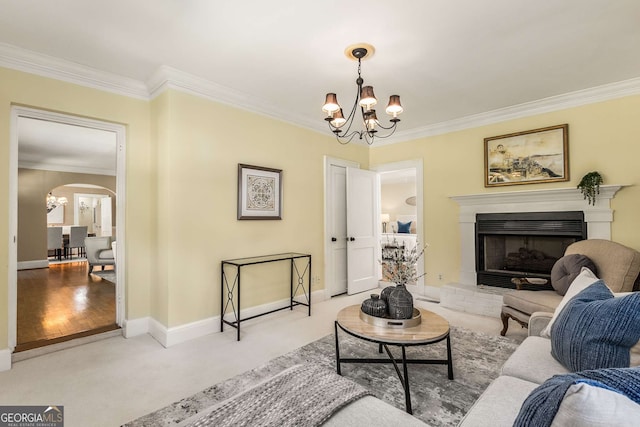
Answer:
(476, 211, 587, 289)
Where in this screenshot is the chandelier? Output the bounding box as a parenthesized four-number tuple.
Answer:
(322, 44, 403, 145)
(46, 192, 68, 213)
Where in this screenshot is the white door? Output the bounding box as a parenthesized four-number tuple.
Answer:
(346, 168, 380, 295)
(327, 164, 348, 296)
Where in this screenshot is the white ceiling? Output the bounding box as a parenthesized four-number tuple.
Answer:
(18, 118, 117, 175)
(3, 1, 640, 162)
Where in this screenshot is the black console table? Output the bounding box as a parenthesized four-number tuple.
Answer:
(220, 252, 312, 341)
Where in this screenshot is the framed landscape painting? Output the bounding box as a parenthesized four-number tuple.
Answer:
(484, 124, 569, 187)
(237, 164, 283, 220)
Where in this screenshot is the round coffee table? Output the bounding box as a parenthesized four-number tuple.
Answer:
(334, 305, 454, 414)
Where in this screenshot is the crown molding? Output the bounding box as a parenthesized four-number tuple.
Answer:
(18, 161, 116, 176)
(147, 65, 321, 132)
(1, 43, 639, 144)
(375, 76, 640, 146)
(0, 43, 149, 99)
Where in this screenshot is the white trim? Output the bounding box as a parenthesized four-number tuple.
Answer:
(2, 44, 640, 146)
(369, 77, 640, 145)
(147, 65, 319, 131)
(148, 290, 326, 348)
(9, 106, 127, 363)
(17, 260, 48, 270)
(0, 349, 12, 372)
(123, 317, 150, 338)
(17, 161, 116, 177)
(0, 42, 148, 100)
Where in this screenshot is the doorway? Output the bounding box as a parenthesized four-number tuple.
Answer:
(372, 160, 425, 295)
(8, 106, 126, 354)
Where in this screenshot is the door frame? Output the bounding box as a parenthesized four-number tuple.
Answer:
(371, 159, 425, 295)
(323, 156, 359, 299)
(8, 106, 127, 355)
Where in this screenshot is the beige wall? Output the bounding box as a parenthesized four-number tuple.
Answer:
(2, 64, 639, 350)
(152, 90, 368, 327)
(370, 95, 640, 286)
(0, 67, 154, 348)
(18, 169, 116, 261)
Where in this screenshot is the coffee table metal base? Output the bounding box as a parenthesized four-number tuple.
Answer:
(334, 320, 454, 415)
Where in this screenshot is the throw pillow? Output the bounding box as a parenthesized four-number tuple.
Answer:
(397, 221, 411, 234)
(514, 367, 640, 427)
(550, 281, 640, 371)
(540, 267, 599, 338)
(550, 254, 597, 296)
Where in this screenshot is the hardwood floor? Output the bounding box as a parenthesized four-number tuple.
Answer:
(16, 261, 118, 352)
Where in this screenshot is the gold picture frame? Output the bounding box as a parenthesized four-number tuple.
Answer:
(237, 164, 283, 220)
(484, 124, 569, 187)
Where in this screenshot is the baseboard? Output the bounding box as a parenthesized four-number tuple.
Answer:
(0, 348, 12, 371)
(123, 317, 150, 338)
(149, 289, 326, 348)
(17, 259, 48, 270)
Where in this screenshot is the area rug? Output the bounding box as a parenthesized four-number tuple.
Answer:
(125, 327, 521, 427)
(92, 270, 116, 284)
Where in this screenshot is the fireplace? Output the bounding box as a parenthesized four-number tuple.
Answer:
(476, 211, 587, 288)
(451, 185, 622, 289)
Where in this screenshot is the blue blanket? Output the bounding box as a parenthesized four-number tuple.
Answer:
(514, 367, 640, 427)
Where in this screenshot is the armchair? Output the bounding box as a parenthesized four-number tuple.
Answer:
(85, 236, 115, 274)
(500, 239, 640, 336)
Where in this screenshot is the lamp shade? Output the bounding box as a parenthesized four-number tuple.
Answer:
(330, 109, 346, 128)
(322, 93, 340, 113)
(364, 110, 378, 130)
(359, 86, 377, 109)
(381, 213, 390, 223)
(385, 95, 403, 117)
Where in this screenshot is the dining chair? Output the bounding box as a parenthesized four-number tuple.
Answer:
(47, 226, 63, 261)
(67, 226, 88, 259)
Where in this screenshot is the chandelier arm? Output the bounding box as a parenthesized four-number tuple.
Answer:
(367, 123, 399, 140)
(374, 120, 399, 131)
(335, 130, 362, 145)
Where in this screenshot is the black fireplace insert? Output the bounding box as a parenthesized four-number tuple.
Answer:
(476, 211, 587, 289)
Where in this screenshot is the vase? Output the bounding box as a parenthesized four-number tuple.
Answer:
(380, 285, 395, 304)
(361, 294, 387, 318)
(388, 284, 414, 319)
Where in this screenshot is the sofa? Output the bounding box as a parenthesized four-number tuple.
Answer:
(85, 236, 115, 274)
(461, 272, 640, 426)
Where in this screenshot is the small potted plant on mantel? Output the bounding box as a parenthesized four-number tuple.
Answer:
(577, 171, 603, 205)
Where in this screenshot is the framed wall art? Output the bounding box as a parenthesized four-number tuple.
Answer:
(237, 164, 283, 220)
(484, 124, 569, 187)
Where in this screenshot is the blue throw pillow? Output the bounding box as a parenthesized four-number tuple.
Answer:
(550, 280, 640, 372)
(514, 367, 640, 427)
(397, 221, 411, 234)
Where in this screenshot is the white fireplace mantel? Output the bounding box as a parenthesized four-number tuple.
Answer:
(450, 185, 627, 286)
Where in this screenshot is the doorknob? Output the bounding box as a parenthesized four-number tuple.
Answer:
(331, 237, 337, 242)
(349, 237, 355, 242)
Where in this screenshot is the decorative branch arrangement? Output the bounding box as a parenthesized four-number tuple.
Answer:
(577, 171, 603, 205)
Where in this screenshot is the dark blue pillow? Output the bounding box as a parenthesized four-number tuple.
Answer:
(397, 221, 411, 234)
(550, 280, 640, 372)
